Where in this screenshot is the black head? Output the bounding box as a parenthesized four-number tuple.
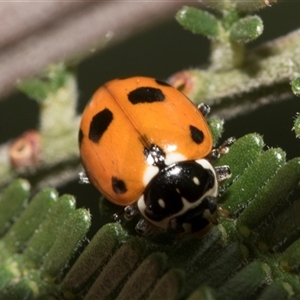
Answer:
(137, 159, 218, 232)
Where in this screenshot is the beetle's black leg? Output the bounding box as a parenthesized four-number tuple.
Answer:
(209, 137, 236, 161)
(78, 171, 90, 184)
(215, 165, 231, 183)
(197, 103, 211, 118)
(124, 204, 139, 220)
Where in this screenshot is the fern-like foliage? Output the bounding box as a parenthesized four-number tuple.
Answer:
(1, 129, 300, 299)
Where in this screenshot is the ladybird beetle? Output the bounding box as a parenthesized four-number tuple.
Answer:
(79, 77, 231, 235)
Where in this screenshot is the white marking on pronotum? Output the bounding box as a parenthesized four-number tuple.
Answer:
(165, 152, 186, 165)
(193, 176, 200, 185)
(143, 165, 159, 186)
(158, 198, 166, 208)
(137, 195, 146, 214)
(195, 159, 218, 197)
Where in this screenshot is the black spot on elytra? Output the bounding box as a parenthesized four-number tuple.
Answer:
(112, 177, 127, 194)
(78, 129, 84, 146)
(190, 125, 204, 144)
(89, 108, 113, 143)
(155, 79, 171, 87)
(128, 87, 165, 104)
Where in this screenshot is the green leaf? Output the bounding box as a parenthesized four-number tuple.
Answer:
(291, 77, 300, 97)
(216, 261, 271, 299)
(220, 148, 286, 212)
(184, 243, 248, 295)
(256, 281, 292, 300)
(280, 237, 300, 272)
(18, 78, 50, 102)
(257, 198, 300, 252)
(84, 237, 150, 300)
(237, 158, 300, 235)
(17, 64, 69, 102)
(230, 16, 264, 43)
(208, 118, 224, 145)
(293, 113, 300, 138)
(169, 227, 223, 271)
(0, 182, 91, 298)
(147, 269, 185, 300)
(2, 188, 58, 253)
(117, 252, 168, 300)
(0, 263, 19, 291)
(61, 223, 128, 296)
(0, 278, 34, 300)
(215, 133, 264, 186)
(186, 286, 216, 300)
(41, 208, 91, 280)
(236, 0, 277, 12)
(176, 6, 219, 38)
(0, 179, 30, 236)
(23, 194, 77, 267)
